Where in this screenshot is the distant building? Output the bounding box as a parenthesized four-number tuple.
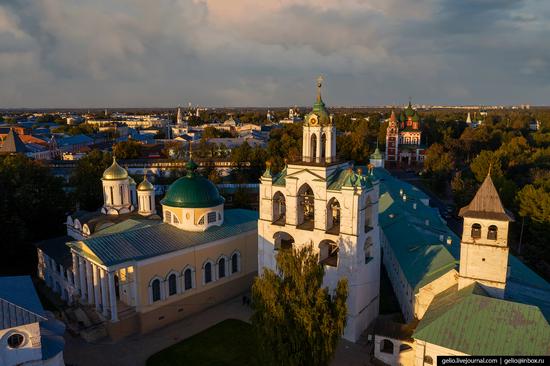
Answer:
(530, 120, 541, 131)
(279, 106, 302, 124)
(385, 102, 426, 167)
(0, 276, 65, 366)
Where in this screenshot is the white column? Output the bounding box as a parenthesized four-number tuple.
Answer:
(86, 261, 94, 304)
(79, 256, 87, 301)
(93, 264, 101, 311)
(108, 271, 118, 322)
(72, 252, 80, 292)
(100, 269, 109, 316)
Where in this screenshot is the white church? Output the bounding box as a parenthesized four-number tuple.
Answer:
(257, 78, 381, 341)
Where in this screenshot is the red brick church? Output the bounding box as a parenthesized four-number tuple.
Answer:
(385, 102, 426, 167)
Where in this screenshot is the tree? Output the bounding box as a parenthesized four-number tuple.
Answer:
(113, 140, 142, 159)
(0, 155, 69, 274)
(70, 150, 112, 210)
(470, 150, 503, 182)
(251, 243, 348, 366)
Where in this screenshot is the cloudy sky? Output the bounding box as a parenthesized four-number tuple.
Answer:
(1, 0, 549, 107)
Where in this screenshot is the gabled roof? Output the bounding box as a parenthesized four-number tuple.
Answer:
(459, 173, 514, 221)
(414, 283, 550, 355)
(68, 209, 258, 266)
(327, 167, 373, 190)
(0, 129, 28, 153)
(0, 276, 46, 330)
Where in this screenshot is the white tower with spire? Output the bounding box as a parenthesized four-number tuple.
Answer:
(258, 77, 381, 342)
(458, 172, 514, 298)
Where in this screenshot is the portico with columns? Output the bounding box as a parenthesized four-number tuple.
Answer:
(69, 250, 136, 322)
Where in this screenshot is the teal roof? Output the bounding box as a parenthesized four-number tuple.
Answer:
(0, 276, 46, 321)
(327, 168, 373, 190)
(272, 167, 287, 186)
(373, 167, 550, 317)
(92, 218, 157, 237)
(161, 172, 225, 208)
(68, 209, 258, 266)
(414, 284, 550, 355)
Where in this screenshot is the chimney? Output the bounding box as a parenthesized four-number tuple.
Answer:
(446, 236, 452, 245)
(413, 203, 417, 210)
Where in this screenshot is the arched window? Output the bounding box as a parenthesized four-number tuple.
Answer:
(204, 262, 212, 284)
(168, 273, 177, 296)
(488, 225, 498, 240)
(364, 238, 374, 264)
(272, 191, 286, 225)
(364, 197, 373, 232)
(321, 133, 326, 159)
(381, 339, 394, 354)
(184, 268, 193, 290)
(319, 240, 339, 267)
(471, 223, 481, 239)
(326, 198, 340, 235)
(424, 356, 433, 365)
(198, 215, 205, 225)
(120, 185, 124, 205)
(231, 252, 240, 274)
(164, 211, 172, 223)
(273, 232, 295, 251)
(297, 184, 314, 230)
(151, 279, 161, 302)
(173, 214, 180, 224)
(311, 134, 317, 161)
(218, 257, 226, 279)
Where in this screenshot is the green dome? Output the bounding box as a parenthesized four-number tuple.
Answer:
(305, 77, 332, 126)
(161, 174, 224, 208)
(103, 157, 128, 180)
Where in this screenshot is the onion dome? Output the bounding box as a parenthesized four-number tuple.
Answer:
(405, 100, 415, 117)
(412, 113, 420, 123)
(304, 76, 332, 126)
(137, 175, 154, 191)
(160, 160, 224, 208)
(102, 157, 128, 180)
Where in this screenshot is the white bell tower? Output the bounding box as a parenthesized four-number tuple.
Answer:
(302, 76, 336, 163)
(458, 172, 513, 298)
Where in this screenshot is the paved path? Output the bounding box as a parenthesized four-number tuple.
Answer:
(64, 295, 372, 366)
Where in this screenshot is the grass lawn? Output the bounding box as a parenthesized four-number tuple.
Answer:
(146, 319, 260, 366)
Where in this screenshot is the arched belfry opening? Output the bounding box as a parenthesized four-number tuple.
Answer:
(273, 232, 295, 251)
(321, 133, 327, 161)
(319, 240, 339, 267)
(327, 197, 340, 235)
(297, 183, 315, 230)
(310, 134, 317, 162)
(272, 191, 286, 225)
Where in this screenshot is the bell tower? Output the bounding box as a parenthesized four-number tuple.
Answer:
(458, 173, 514, 298)
(302, 76, 336, 163)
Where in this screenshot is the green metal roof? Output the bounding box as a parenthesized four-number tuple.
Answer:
(327, 167, 373, 190)
(161, 173, 225, 208)
(414, 283, 550, 355)
(68, 209, 258, 267)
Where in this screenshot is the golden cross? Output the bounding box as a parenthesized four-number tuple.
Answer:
(317, 75, 324, 89)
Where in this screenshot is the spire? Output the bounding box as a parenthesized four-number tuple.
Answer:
(390, 110, 396, 123)
(466, 112, 472, 124)
(177, 106, 182, 124)
(316, 75, 324, 104)
(458, 173, 513, 221)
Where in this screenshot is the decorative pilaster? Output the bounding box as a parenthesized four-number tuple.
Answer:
(86, 261, 94, 304)
(79, 256, 87, 301)
(93, 264, 101, 311)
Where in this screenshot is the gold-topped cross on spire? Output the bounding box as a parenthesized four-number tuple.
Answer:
(317, 75, 324, 89)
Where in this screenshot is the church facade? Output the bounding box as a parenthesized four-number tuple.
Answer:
(37, 159, 258, 339)
(385, 103, 426, 167)
(258, 80, 381, 342)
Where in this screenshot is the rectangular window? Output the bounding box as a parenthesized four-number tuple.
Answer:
(207, 212, 216, 223)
